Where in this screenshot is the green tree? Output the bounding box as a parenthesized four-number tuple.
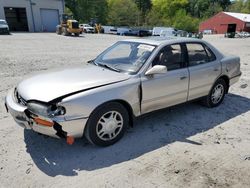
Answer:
(134, 0, 152, 12)
(187, 0, 229, 19)
(247, 0, 250, 13)
(147, 0, 188, 26)
(187, 0, 210, 18)
(173, 9, 199, 31)
(229, 0, 250, 13)
(214, 0, 231, 11)
(64, 0, 238, 30)
(151, 0, 188, 18)
(65, 0, 79, 20)
(107, 0, 139, 26)
(134, 0, 152, 25)
(65, 0, 108, 24)
(202, 2, 223, 18)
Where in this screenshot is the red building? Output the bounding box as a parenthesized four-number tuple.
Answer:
(199, 12, 250, 34)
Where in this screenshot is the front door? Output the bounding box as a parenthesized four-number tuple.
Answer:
(141, 44, 189, 114)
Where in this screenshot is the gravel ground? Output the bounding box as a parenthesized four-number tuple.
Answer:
(0, 33, 250, 188)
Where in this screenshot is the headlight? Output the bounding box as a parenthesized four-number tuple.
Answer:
(27, 102, 66, 117)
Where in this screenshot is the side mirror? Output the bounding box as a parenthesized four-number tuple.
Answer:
(145, 65, 168, 76)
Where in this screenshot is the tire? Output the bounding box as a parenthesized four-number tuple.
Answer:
(74, 33, 79, 37)
(56, 28, 62, 35)
(203, 79, 227, 108)
(62, 27, 69, 36)
(85, 102, 129, 146)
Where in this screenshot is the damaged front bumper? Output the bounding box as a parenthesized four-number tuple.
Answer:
(5, 88, 88, 140)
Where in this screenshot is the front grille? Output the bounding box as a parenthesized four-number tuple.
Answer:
(15, 90, 27, 106)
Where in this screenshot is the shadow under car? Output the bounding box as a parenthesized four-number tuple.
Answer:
(23, 93, 250, 177)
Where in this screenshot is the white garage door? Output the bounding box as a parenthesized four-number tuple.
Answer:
(40, 9, 59, 32)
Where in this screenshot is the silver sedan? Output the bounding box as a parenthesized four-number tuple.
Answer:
(5, 37, 241, 146)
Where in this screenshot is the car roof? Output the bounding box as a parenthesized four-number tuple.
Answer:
(122, 37, 203, 46)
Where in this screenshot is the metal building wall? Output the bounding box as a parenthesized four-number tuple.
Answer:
(0, 0, 64, 32)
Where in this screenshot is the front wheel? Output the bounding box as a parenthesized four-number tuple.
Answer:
(62, 27, 69, 36)
(204, 79, 227, 108)
(85, 102, 129, 146)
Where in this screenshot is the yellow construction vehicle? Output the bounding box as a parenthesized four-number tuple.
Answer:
(56, 14, 82, 36)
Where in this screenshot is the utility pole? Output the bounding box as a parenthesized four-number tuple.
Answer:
(29, 0, 36, 32)
(62, 0, 65, 13)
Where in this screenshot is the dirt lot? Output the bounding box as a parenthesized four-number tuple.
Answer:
(0, 33, 250, 188)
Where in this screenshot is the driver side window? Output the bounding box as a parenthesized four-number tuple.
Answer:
(152, 44, 183, 71)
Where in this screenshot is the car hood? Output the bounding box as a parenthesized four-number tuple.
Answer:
(17, 64, 130, 102)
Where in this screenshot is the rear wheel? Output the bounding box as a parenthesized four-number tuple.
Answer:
(85, 102, 129, 146)
(203, 79, 227, 108)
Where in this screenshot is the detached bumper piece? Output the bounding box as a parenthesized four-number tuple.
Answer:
(31, 116, 75, 145)
(53, 122, 75, 145)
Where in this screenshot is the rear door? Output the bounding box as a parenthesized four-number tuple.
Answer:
(186, 43, 221, 100)
(141, 43, 189, 114)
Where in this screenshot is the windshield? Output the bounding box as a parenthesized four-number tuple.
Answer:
(0, 20, 7, 25)
(94, 41, 156, 74)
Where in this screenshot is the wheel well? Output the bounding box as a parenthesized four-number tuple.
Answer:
(112, 100, 134, 127)
(93, 100, 134, 127)
(84, 99, 135, 136)
(218, 75, 229, 93)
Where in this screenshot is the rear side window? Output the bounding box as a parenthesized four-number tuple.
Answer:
(204, 45, 216, 62)
(186, 43, 213, 67)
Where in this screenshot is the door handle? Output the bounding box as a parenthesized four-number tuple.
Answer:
(180, 76, 187, 80)
(214, 68, 219, 71)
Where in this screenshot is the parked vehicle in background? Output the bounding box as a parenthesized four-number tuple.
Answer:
(79, 24, 95, 33)
(102, 26, 117, 34)
(56, 14, 82, 37)
(5, 37, 241, 146)
(224, 32, 235, 38)
(153, 27, 176, 36)
(0, 19, 10, 34)
(117, 27, 130, 35)
(236, 31, 250, 38)
(152, 27, 167, 36)
(202, 29, 213, 35)
(187, 32, 203, 39)
(177, 30, 188, 37)
(123, 29, 152, 37)
(160, 28, 177, 37)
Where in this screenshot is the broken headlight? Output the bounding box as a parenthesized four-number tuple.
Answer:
(27, 102, 66, 117)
